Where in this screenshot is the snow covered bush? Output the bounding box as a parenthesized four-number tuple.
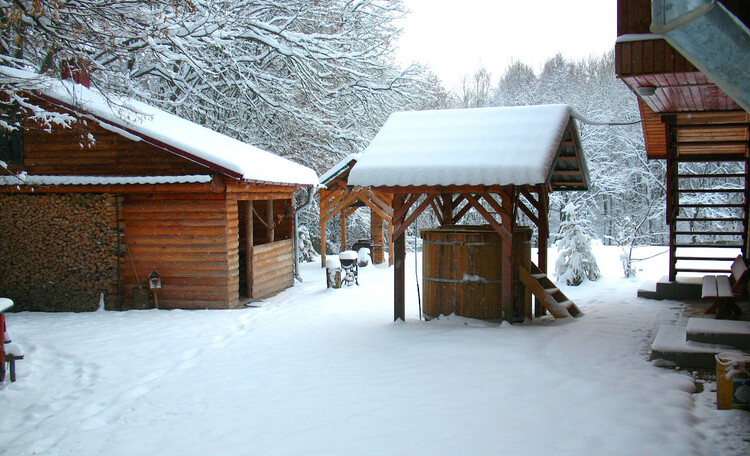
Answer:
(555, 202, 601, 286)
(297, 225, 317, 263)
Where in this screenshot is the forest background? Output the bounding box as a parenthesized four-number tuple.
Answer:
(0, 0, 684, 260)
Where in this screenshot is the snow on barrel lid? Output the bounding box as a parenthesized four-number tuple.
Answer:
(348, 104, 586, 189)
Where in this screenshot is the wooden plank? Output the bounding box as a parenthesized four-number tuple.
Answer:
(252, 239, 293, 256)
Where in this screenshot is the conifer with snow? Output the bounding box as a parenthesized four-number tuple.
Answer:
(555, 202, 601, 286)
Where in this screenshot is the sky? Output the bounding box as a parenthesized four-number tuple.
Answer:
(395, 0, 618, 91)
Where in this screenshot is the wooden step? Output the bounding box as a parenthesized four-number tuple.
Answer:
(674, 217, 744, 222)
(674, 268, 731, 274)
(675, 256, 738, 261)
(677, 173, 747, 179)
(518, 263, 583, 319)
(677, 203, 745, 208)
(674, 231, 743, 236)
(674, 244, 743, 248)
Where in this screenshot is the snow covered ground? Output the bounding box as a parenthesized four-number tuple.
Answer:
(1, 246, 749, 455)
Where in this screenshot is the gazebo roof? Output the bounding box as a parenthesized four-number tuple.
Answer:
(348, 104, 588, 190)
(319, 153, 362, 187)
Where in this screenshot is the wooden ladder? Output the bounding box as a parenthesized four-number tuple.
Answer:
(518, 262, 582, 319)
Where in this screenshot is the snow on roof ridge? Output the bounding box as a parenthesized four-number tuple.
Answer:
(0, 66, 319, 187)
(348, 104, 580, 188)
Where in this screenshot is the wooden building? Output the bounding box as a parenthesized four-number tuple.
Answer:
(318, 154, 393, 267)
(0, 68, 318, 312)
(347, 105, 589, 322)
(616, 0, 750, 282)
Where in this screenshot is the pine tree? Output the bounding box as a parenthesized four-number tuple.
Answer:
(555, 202, 601, 286)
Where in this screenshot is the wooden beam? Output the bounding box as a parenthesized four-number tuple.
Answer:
(363, 189, 394, 217)
(392, 194, 438, 241)
(463, 194, 512, 242)
(517, 197, 540, 227)
(430, 199, 445, 225)
(392, 193, 421, 224)
(452, 200, 473, 224)
(359, 196, 392, 224)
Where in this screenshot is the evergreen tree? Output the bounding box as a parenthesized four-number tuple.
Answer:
(555, 202, 600, 286)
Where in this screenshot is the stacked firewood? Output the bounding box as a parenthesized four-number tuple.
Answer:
(0, 193, 121, 312)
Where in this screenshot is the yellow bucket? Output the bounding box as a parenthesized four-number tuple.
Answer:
(715, 352, 750, 410)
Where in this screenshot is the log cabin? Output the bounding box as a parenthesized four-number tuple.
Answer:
(0, 67, 318, 312)
(616, 0, 750, 291)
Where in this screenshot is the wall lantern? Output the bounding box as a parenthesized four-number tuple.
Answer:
(148, 271, 162, 290)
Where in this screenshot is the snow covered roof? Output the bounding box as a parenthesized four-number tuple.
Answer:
(348, 105, 588, 189)
(319, 153, 361, 186)
(1, 66, 318, 187)
(0, 175, 212, 187)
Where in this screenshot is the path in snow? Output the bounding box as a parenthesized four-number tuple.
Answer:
(1, 246, 748, 455)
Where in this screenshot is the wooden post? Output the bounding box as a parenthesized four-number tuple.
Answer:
(536, 186, 549, 318)
(340, 213, 347, 252)
(393, 195, 406, 321)
(538, 186, 549, 274)
(388, 218, 394, 266)
(320, 216, 327, 268)
(266, 199, 275, 243)
(371, 212, 385, 264)
(666, 117, 678, 282)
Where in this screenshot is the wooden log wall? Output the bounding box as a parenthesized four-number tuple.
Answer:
(121, 192, 237, 310)
(0, 193, 120, 311)
(18, 100, 211, 176)
(252, 239, 294, 300)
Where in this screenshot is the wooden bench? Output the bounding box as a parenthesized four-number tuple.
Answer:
(701, 255, 749, 319)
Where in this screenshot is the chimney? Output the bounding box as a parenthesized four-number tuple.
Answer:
(61, 59, 91, 88)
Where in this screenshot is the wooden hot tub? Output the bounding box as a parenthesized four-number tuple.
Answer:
(420, 225, 531, 319)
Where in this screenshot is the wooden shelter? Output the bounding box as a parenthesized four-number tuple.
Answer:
(0, 68, 318, 312)
(318, 154, 393, 267)
(348, 105, 589, 322)
(616, 0, 750, 282)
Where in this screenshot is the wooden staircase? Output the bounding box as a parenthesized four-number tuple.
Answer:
(518, 263, 582, 319)
(668, 159, 748, 279)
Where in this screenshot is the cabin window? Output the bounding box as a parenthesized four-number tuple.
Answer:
(0, 104, 24, 166)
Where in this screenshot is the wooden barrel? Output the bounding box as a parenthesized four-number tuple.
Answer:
(420, 225, 532, 320)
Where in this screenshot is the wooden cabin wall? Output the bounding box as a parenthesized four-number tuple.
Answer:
(121, 192, 237, 310)
(16, 100, 211, 176)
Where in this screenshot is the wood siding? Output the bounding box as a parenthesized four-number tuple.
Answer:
(615, 40, 695, 76)
(251, 239, 294, 300)
(121, 193, 236, 310)
(20, 108, 211, 176)
(640, 99, 668, 159)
